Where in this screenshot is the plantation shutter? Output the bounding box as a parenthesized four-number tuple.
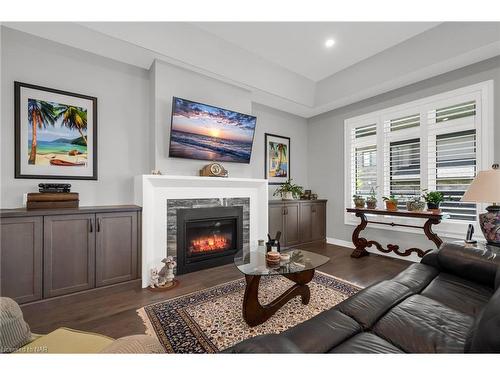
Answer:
(383, 113, 421, 207)
(427, 100, 478, 221)
(350, 124, 377, 199)
(389, 139, 421, 207)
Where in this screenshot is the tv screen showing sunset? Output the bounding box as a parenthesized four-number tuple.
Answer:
(169, 97, 257, 163)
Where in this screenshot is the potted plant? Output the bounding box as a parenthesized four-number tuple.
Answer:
(273, 179, 304, 200)
(422, 190, 445, 210)
(352, 194, 365, 208)
(406, 196, 426, 212)
(366, 187, 378, 209)
(383, 195, 398, 211)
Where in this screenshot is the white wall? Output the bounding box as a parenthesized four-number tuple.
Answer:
(1, 27, 151, 208)
(151, 60, 309, 198)
(1, 29, 311, 208)
(308, 56, 500, 257)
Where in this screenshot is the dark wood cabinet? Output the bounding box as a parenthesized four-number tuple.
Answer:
(269, 200, 327, 248)
(43, 214, 96, 298)
(268, 204, 284, 241)
(284, 202, 300, 247)
(0, 205, 141, 304)
(96, 212, 138, 287)
(311, 202, 326, 241)
(0, 217, 43, 304)
(299, 202, 313, 243)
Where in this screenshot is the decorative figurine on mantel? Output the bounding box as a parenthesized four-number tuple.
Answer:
(148, 256, 178, 292)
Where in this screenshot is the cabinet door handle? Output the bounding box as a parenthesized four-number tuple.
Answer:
(89, 219, 93, 232)
(97, 218, 101, 232)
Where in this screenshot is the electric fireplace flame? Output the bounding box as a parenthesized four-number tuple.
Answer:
(189, 234, 232, 254)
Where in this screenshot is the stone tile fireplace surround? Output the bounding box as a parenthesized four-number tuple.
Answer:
(135, 175, 268, 287)
(168, 198, 249, 274)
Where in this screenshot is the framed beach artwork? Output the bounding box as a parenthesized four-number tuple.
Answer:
(264, 133, 290, 185)
(15, 82, 97, 180)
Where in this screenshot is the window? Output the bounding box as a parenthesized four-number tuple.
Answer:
(389, 138, 421, 207)
(345, 81, 493, 237)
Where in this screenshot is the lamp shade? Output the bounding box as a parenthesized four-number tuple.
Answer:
(461, 166, 500, 204)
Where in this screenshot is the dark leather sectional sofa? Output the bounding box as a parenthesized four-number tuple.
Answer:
(226, 243, 500, 353)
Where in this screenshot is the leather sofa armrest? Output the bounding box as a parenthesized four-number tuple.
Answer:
(420, 249, 439, 269)
(422, 243, 500, 288)
(223, 334, 302, 353)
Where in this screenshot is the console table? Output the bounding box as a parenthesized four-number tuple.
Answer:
(346, 207, 447, 258)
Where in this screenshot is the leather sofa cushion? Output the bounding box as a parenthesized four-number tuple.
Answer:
(336, 281, 413, 330)
(391, 263, 439, 292)
(329, 333, 404, 354)
(467, 287, 500, 353)
(223, 334, 302, 353)
(421, 273, 493, 317)
(283, 309, 360, 353)
(373, 295, 473, 353)
(422, 243, 500, 288)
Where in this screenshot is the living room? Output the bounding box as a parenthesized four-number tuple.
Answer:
(1, 0, 500, 372)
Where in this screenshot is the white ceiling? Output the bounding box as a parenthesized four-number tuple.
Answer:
(192, 22, 440, 81)
(4, 22, 499, 117)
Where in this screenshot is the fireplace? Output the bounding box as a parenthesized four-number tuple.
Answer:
(176, 206, 243, 274)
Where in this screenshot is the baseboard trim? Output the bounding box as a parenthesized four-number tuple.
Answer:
(326, 237, 354, 249)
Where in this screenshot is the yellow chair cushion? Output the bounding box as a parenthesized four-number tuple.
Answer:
(15, 327, 114, 354)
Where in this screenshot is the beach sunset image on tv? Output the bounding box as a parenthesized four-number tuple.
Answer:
(169, 97, 257, 163)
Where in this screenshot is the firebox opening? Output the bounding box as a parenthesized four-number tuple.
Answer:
(186, 218, 237, 257)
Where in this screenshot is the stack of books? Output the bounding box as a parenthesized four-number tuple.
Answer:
(27, 192, 79, 209)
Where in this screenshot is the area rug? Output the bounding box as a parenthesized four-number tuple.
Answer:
(137, 271, 361, 353)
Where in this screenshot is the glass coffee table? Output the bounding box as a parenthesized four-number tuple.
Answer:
(234, 246, 329, 327)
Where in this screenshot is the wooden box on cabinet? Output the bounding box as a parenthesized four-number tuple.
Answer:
(269, 200, 327, 248)
(0, 205, 141, 304)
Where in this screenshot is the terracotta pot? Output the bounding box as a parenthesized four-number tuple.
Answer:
(385, 201, 398, 211)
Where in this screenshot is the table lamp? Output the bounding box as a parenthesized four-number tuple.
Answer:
(461, 163, 500, 246)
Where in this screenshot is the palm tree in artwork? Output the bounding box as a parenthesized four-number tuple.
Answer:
(27, 99, 57, 164)
(55, 105, 88, 145)
(275, 143, 287, 175)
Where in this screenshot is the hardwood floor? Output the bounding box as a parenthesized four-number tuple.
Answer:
(20, 243, 410, 338)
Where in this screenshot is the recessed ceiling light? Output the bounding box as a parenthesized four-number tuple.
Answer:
(325, 39, 335, 48)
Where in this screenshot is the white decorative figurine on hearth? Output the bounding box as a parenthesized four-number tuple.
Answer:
(149, 268, 160, 288)
(158, 256, 176, 285)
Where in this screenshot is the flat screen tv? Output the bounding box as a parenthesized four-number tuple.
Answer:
(169, 97, 257, 164)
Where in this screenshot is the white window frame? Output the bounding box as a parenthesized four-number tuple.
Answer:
(344, 81, 494, 239)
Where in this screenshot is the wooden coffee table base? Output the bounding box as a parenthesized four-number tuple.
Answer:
(242, 269, 314, 327)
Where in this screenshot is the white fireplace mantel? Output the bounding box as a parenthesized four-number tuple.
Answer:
(134, 175, 268, 287)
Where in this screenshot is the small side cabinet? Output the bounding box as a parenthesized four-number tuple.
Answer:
(0, 205, 141, 304)
(269, 200, 327, 249)
(0, 217, 43, 304)
(43, 214, 96, 298)
(96, 212, 138, 287)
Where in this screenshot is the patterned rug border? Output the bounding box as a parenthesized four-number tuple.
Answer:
(137, 271, 361, 353)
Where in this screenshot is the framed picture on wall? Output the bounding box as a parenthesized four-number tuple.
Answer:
(15, 82, 98, 180)
(264, 133, 290, 185)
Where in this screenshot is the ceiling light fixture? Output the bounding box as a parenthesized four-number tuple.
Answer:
(325, 39, 335, 48)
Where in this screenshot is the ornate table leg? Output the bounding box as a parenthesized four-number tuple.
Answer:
(242, 269, 314, 327)
(351, 212, 370, 258)
(423, 217, 443, 250)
